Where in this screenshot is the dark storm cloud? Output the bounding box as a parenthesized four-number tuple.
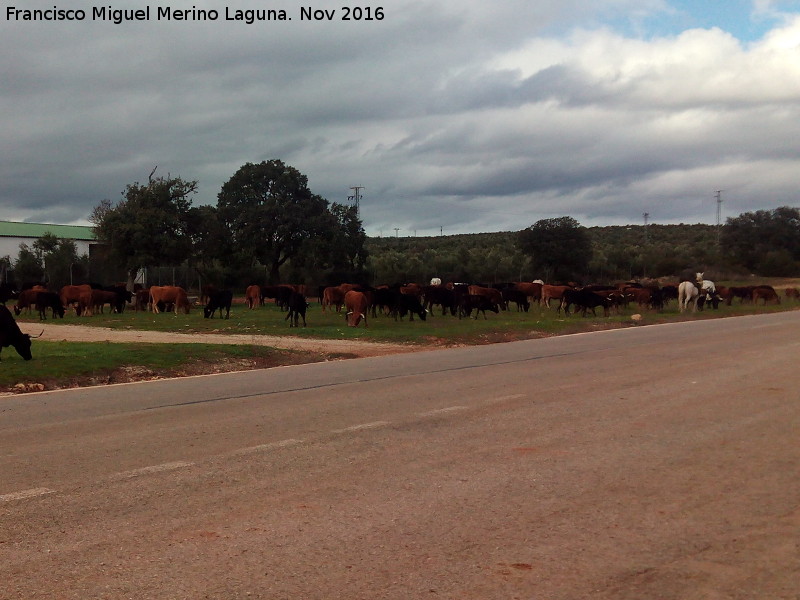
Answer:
(1, 0, 799, 235)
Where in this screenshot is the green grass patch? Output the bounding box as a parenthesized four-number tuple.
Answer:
(0, 341, 329, 393)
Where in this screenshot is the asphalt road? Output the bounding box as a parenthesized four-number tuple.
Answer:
(2, 312, 799, 599)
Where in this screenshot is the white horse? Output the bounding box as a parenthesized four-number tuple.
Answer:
(695, 272, 719, 308)
(695, 272, 716, 294)
(678, 281, 699, 312)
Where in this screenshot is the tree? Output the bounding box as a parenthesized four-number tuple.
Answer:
(11, 235, 86, 288)
(328, 203, 368, 271)
(185, 204, 231, 278)
(518, 216, 592, 281)
(217, 160, 336, 283)
(91, 175, 198, 286)
(722, 206, 800, 275)
(13, 244, 44, 284)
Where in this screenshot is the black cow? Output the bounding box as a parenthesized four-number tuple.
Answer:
(35, 292, 65, 320)
(394, 293, 427, 322)
(501, 288, 530, 312)
(458, 294, 499, 319)
(422, 285, 458, 316)
(561, 289, 612, 317)
(284, 291, 309, 327)
(261, 285, 295, 310)
(104, 285, 133, 313)
(204, 289, 233, 319)
(370, 287, 397, 317)
(0, 305, 35, 360)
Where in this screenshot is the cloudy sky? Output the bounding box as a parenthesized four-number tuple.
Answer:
(2, 0, 799, 236)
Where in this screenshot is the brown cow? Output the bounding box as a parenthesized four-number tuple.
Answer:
(245, 284, 261, 309)
(624, 287, 652, 308)
(60, 284, 92, 315)
(752, 286, 781, 305)
(322, 286, 347, 313)
(344, 290, 369, 327)
(784, 287, 799, 301)
(514, 282, 543, 304)
(13, 286, 47, 315)
(149, 286, 191, 314)
(467, 285, 506, 310)
(541, 284, 572, 309)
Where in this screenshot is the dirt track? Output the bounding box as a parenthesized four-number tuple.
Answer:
(21, 322, 423, 358)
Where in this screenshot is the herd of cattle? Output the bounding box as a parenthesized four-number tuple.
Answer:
(312, 276, 789, 326)
(0, 275, 793, 360)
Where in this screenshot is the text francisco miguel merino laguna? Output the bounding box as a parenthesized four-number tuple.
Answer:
(6, 5, 386, 23)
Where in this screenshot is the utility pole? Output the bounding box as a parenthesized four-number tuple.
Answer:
(715, 190, 723, 246)
(348, 186, 364, 218)
(643, 212, 649, 244)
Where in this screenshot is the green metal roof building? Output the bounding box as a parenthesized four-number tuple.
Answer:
(0, 220, 96, 262)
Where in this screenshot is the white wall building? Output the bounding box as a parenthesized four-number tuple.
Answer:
(0, 221, 96, 263)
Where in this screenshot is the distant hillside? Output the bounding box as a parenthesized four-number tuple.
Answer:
(364, 224, 725, 284)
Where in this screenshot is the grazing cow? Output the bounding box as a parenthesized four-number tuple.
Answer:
(753, 286, 781, 305)
(284, 291, 309, 327)
(468, 285, 506, 310)
(459, 294, 499, 319)
(514, 282, 543, 305)
(344, 290, 369, 327)
(394, 293, 428, 321)
(199, 284, 216, 306)
(501, 288, 530, 312)
(13, 286, 47, 316)
(35, 292, 65, 320)
(422, 284, 458, 316)
(0, 305, 36, 361)
(678, 281, 699, 312)
(204, 289, 233, 319)
(660, 285, 679, 305)
(561, 289, 612, 317)
(102, 285, 132, 313)
(260, 285, 283, 307)
(724, 286, 754, 305)
(149, 286, 191, 314)
(322, 285, 347, 313)
(541, 285, 572, 310)
(245, 285, 261, 309)
(134, 288, 151, 311)
(370, 286, 398, 317)
(624, 287, 654, 309)
(86, 289, 122, 316)
(60, 284, 92, 315)
(784, 287, 800, 301)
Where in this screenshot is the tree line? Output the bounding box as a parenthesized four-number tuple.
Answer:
(3, 158, 799, 290)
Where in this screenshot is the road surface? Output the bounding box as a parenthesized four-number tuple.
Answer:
(2, 312, 799, 599)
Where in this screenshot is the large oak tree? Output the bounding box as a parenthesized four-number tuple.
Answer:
(217, 160, 334, 283)
(518, 216, 592, 282)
